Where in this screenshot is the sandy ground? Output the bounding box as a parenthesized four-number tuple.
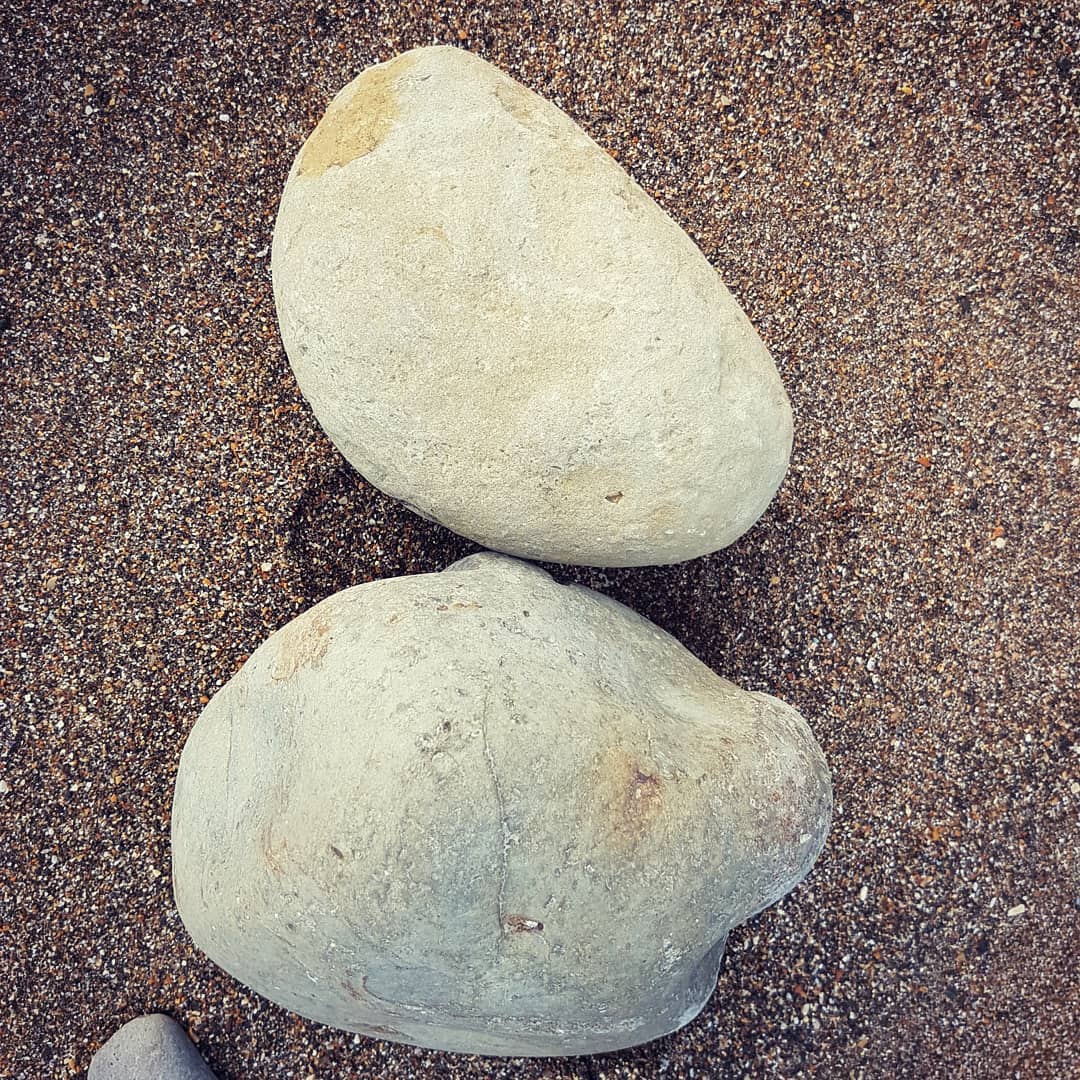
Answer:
(1, 1, 1077, 1077)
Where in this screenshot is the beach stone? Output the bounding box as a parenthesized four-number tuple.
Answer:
(272, 46, 793, 567)
(88, 1015, 217, 1080)
(172, 553, 831, 1056)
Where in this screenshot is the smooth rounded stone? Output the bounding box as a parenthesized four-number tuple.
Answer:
(172, 553, 831, 1056)
(88, 1015, 217, 1080)
(272, 46, 793, 567)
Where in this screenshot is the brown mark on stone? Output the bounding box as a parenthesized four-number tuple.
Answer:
(364, 1022, 408, 1039)
(753, 777, 803, 852)
(340, 980, 408, 1038)
(297, 54, 415, 177)
(354, 973, 406, 1011)
(504, 914, 544, 933)
(261, 824, 289, 877)
(328, 843, 345, 860)
(546, 464, 628, 506)
(272, 614, 330, 681)
(416, 224, 449, 244)
(594, 748, 665, 851)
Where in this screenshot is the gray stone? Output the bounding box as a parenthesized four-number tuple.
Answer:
(172, 553, 830, 1056)
(88, 1015, 216, 1080)
(272, 46, 793, 567)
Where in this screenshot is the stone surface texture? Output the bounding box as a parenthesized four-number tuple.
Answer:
(272, 46, 793, 567)
(87, 1015, 217, 1080)
(172, 553, 831, 1056)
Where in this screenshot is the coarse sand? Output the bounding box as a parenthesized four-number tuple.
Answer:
(1, 2, 1077, 1077)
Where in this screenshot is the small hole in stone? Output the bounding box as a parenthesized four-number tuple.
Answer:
(605, 491, 624, 503)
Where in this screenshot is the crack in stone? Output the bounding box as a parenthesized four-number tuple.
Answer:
(224, 705, 236, 814)
(479, 688, 510, 939)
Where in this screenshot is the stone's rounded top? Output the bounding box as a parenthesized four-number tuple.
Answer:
(294, 49, 420, 178)
(273, 48, 793, 567)
(444, 550, 552, 579)
(89, 1014, 217, 1080)
(289, 47, 584, 181)
(172, 554, 831, 1056)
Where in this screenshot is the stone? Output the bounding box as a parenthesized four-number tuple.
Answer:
(172, 553, 831, 1056)
(88, 1015, 217, 1080)
(272, 47, 793, 567)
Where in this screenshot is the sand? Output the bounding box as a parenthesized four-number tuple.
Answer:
(1, 1, 1077, 1077)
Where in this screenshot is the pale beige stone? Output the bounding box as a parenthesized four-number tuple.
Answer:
(272, 47, 793, 567)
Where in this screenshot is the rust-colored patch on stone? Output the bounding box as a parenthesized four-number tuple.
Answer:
(416, 224, 449, 244)
(297, 54, 415, 177)
(593, 747, 665, 851)
(261, 823, 289, 877)
(751, 777, 803, 853)
(341, 979, 408, 1038)
(272, 614, 330, 681)
(504, 914, 544, 933)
